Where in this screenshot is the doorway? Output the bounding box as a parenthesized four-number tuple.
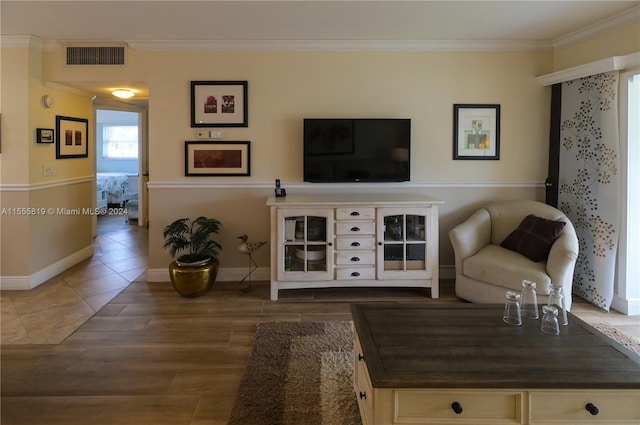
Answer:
(93, 105, 148, 235)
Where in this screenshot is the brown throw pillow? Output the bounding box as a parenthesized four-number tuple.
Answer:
(501, 214, 566, 262)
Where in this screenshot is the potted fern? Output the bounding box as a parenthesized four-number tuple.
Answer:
(163, 216, 222, 297)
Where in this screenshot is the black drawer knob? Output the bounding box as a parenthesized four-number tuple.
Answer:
(350, 257, 360, 262)
(351, 272, 360, 277)
(358, 353, 365, 361)
(350, 211, 360, 216)
(378, 242, 383, 246)
(359, 391, 366, 400)
(351, 241, 360, 247)
(327, 242, 333, 247)
(451, 402, 463, 414)
(585, 403, 599, 416)
(351, 226, 360, 232)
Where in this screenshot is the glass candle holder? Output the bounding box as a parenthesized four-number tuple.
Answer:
(521, 280, 539, 319)
(540, 305, 560, 335)
(503, 291, 522, 326)
(547, 284, 568, 325)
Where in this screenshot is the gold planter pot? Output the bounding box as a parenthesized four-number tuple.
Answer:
(169, 257, 219, 298)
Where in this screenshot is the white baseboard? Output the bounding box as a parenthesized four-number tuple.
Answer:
(0, 245, 94, 290)
(146, 267, 270, 283)
(145, 268, 169, 282)
(611, 296, 640, 316)
(147, 266, 452, 283)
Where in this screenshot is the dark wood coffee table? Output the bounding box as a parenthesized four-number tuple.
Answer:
(351, 303, 640, 425)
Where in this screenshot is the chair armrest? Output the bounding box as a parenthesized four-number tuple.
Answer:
(546, 229, 579, 288)
(448, 208, 492, 272)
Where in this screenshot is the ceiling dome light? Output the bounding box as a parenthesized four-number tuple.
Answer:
(112, 89, 134, 99)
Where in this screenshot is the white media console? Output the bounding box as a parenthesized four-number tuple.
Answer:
(266, 194, 443, 301)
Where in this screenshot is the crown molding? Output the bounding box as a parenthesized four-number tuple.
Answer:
(537, 51, 640, 86)
(126, 39, 551, 52)
(0, 35, 44, 50)
(553, 5, 640, 49)
(44, 81, 94, 98)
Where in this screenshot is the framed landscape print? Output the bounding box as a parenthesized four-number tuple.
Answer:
(190, 81, 248, 127)
(185, 141, 251, 176)
(453, 104, 500, 160)
(56, 115, 89, 159)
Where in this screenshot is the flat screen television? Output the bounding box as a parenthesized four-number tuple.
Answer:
(303, 118, 410, 183)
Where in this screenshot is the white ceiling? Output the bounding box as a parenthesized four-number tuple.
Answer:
(2, 1, 638, 103)
(2, 1, 638, 44)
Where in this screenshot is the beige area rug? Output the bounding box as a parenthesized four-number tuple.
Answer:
(228, 320, 640, 425)
(227, 321, 361, 425)
(592, 322, 640, 356)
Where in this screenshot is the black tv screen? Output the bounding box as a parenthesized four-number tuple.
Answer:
(303, 118, 410, 183)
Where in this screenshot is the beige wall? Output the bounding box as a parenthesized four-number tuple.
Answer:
(137, 49, 553, 272)
(1, 47, 30, 184)
(1, 42, 93, 284)
(1, 19, 635, 284)
(553, 22, 640, 71)
(43, 46, 554, 274)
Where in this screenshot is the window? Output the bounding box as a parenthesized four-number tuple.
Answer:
(615, 70, 639, 315)
(102, 125, 138, 159)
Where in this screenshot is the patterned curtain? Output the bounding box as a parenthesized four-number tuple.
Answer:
(558, 71, 620, 311)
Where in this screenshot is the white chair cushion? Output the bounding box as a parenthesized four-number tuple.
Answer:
(463, 244, 551, 294)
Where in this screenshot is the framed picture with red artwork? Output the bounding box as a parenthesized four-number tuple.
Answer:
(190, 81, 248, 128)
(185, 141, 251, 176)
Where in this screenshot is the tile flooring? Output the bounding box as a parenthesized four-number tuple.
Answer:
(1, 215, 639, 425)
(1, 215, 148, 345)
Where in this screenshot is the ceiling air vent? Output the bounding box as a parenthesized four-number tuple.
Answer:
(66, 46, 125, 66)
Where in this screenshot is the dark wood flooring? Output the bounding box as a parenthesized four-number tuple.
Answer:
(1, 280, 458, 425)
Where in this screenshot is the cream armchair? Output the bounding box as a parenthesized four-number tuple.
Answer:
(449, 200, 578, 311)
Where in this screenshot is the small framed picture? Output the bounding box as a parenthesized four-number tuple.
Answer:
(190, 81, 248, 128)
(56, 115, 89, 159)
(453, 104, 500, 160)
(36, 128, 55, 143)
(185, 141, 251, 176)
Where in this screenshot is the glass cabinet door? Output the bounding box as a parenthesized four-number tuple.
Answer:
(277, 208, 333, 281)
(377, 208, 431, 279)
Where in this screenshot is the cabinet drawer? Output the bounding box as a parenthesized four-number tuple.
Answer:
(354, 334, 374, 425)
(529, 390, 640, 423)
(336, 221, 375, 235)
(394, 389, 523, 424)
(336, 267, 375, 280)
(336, 250, 375, 265)
(336, 207, 375, 221)
(336, 236, 376, 251)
